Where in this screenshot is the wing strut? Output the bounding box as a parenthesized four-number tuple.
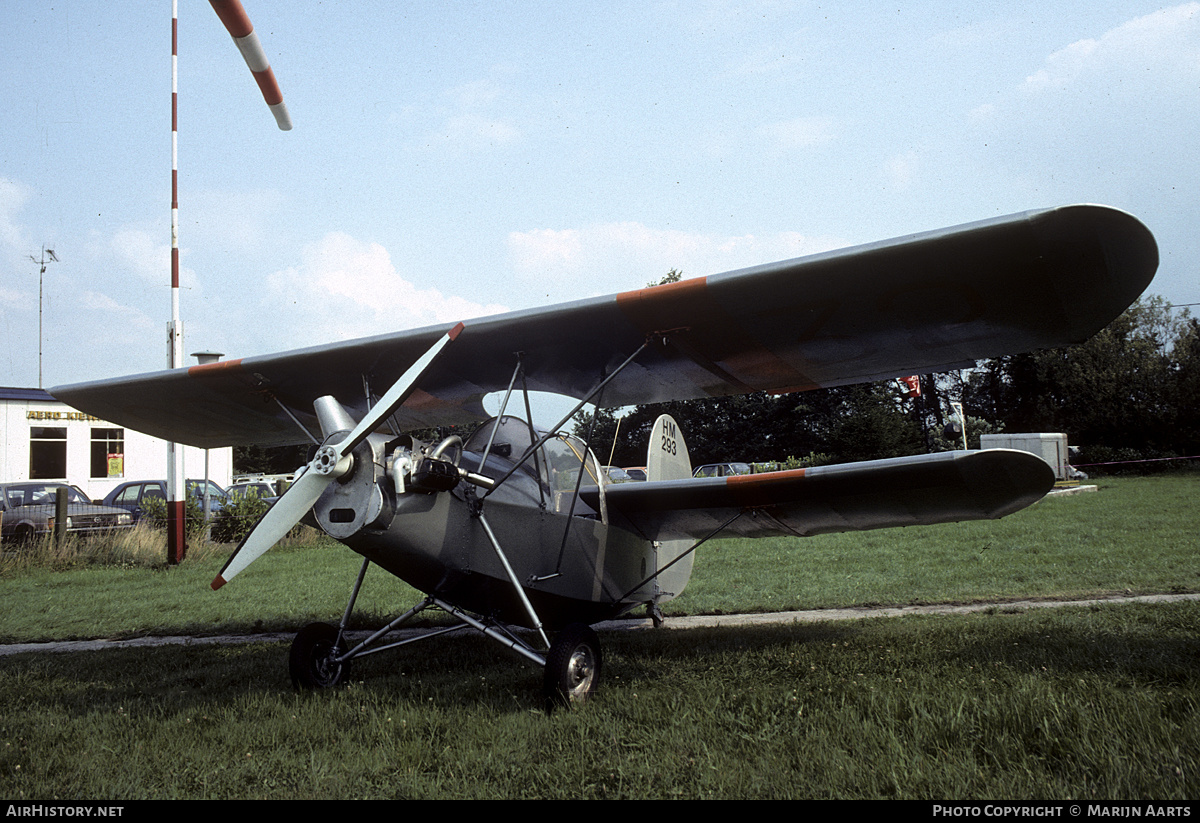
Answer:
(274, 397, 321, 445)
(474, 358, 527, 478)
(460, 341, 655, 632)
(476, 513, 552, 651)
(617, 510, 745, 603)
(472, 355, 548, 509)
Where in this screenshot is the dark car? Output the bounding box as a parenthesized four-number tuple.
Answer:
(101, 479, 229, 522)
(0, 482, 134, 543)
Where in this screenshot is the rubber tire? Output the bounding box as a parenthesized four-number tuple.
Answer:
(290, 622, 349, 689)
(543, 623, 602, 710)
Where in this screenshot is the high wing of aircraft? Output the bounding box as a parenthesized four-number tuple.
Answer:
(51, 204, 1157, 708)
(54, 204, 1153, 449)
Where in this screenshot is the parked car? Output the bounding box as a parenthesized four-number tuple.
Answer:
(692, 462, 753, 478)
(231, 474, 293, 496)
(602, 466, 633, 483)
(227, 481, 279, 503)
(0, 482, 134, 543)
(101, 479, 229, 522)
(622, 467, 647, 482)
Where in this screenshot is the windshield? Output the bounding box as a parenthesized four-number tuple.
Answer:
(463, 416, 605, 493)
(543, 433, 602, 490)
(187, 480, 228, 500)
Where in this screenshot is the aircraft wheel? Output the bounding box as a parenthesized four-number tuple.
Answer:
(543, 623, 601, 709)
(290, 622, 349, 689)
(647, 602, 664, 628)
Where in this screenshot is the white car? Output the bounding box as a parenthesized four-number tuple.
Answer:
(692, 462, 753, 478)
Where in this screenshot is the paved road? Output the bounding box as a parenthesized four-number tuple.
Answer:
(2, 591, 1196, 657)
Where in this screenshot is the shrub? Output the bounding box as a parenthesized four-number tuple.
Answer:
(209, 492, 271, 544)
(140, 494, 208, 543)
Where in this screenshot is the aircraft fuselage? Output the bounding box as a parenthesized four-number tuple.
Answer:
(315, 430, 661, 630)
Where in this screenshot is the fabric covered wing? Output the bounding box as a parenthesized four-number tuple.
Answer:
(51, 204, 1156, 448)
(582, 449, 1056, 541)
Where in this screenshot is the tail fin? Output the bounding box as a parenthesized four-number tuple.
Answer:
(646, 414, 692, 482)
(644, 414, 694, 608)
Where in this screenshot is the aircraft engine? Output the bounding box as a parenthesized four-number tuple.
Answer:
(310, 432, 393, 539)
(209, 324, 464, 589)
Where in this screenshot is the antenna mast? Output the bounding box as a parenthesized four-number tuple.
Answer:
(29, 246, 59, 389)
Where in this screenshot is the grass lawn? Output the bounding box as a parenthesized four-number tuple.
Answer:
(2, 475, 1196, 643)
(0, 474, 1197, 798)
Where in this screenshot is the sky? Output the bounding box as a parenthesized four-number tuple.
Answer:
(2, 2, 1198, 419)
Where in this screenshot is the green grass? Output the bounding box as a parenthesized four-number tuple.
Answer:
(676, 475, 1200, 615)
(2, 476, 1195, 643)
(2, 602, 1196, 799)
(1, 474, 1198, 798)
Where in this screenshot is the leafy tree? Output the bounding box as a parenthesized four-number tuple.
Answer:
(1171, 317, 1200, 451)
(963, 296, 1196, 468)
(234, 443, 309, 476)
(568, 271, 1197, 474)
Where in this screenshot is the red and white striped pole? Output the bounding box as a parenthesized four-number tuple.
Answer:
(167, 0, 291, 565)
(167, 0, 186, 564)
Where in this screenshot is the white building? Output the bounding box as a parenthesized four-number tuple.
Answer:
(1, 386, 232, 501)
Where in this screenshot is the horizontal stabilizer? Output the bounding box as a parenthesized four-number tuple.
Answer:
(581, 449, 1055, 541)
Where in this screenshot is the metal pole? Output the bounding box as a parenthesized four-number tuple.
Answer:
(30, 247, 58, 389)
(165, 1, 291, 564)
(166, 0, 186, 564)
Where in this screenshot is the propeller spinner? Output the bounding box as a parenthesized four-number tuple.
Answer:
(211, 323, 463, 590)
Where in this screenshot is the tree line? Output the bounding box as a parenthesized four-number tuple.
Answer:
(235, 289, 1199, 478)
(577, 296, 1200, 476)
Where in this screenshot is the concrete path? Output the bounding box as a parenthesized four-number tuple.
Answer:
(2, 591, 1196, 657)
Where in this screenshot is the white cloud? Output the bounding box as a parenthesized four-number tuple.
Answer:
(109, 227, 199, 292)
(0, 178, 32, 251)
(886, 150, 920, 190)
(757, 116, 837, 152)
(964, 3, 1200, 193)
(447, 78, 507, 108)
(507, 228, 584, 270)
(507, 221, 846, 296)
(0, 284, 30, 313)
(419, 69, 524, 151)
(1024, 3, 1200, 93)
(190, 188, 286, 253)
(0, 179, 35, 322)
(266, 231, 508, 344)
(973, 2, 1200, 121)
(72, 290, 157, 341)
(436, 113, 521, 149)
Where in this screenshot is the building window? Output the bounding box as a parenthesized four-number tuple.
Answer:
(29, 427, 67, 479)
(91, 428, 124, 479)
